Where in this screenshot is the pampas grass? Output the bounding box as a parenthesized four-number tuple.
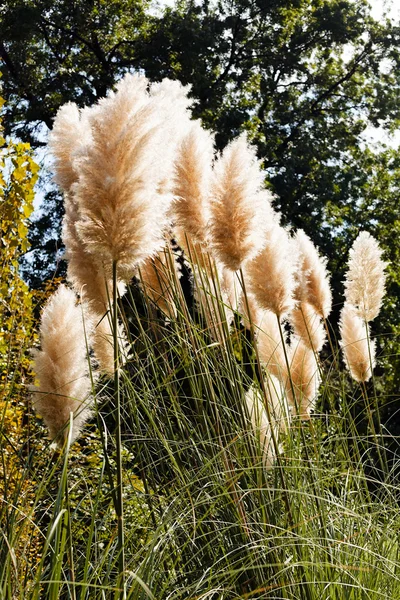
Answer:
(294, 230, 332, 319)
(339, 303, 376, 382)
(344, 231, 387, 322)
(290, 302, 326, 352)
(209, 134, 274, 271)
(245, 378, 287, 468)
(339, 232, 385, 382)
(292, 230, 331, 354)
(172, 122, 215, 248)
(245, 224, 297, 318)
(287, 339, 320, 418)
(74, 74, 191, 277)
(20, 72, 399, 600)
(31, 285, 93, 443)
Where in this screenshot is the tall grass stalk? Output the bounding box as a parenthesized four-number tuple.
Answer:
(113, 260, 125, 599)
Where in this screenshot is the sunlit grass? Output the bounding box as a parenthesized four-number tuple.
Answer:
(1, 263, 400, 600)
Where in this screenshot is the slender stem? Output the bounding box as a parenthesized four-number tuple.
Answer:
(364, 321, 388, 477)
(65, 484, 76, 600)
(113, 260, 125, 599)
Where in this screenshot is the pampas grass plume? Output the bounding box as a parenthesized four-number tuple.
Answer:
(49, 103, 93, 193)
(31, 285, 93, 443)
(290, 302, 326, 352)
(294, 230, 332, 319)
(339, 303, 375, 382)
(287, 340, 320, 418)
(209, 134, 273, 271)
(245, 377, 287, 468)
(173, 121, 215, 247)
(344, 231, 387, 322)
(245, 225, 297, 318)
(74, 74, 191, 277)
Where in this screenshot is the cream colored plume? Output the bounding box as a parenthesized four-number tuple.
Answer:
(31, 285, 93, 443)
(286, 339, 320, 419)
(193, 261, 234, 344)
(290, 302, 326, 353)
(245, 377, 288, 468)
(74, 73, 192, 277)
(172, 121, 215, 247)
(209, 134, 273, 271)
(49, 103, 93, 193)
(339, 303, 375, 382)
(220, 267, 240, 314)
(294, 230, 332, 319)
(239, 290, 262, 331)
(256, 309, 288, 383)
(245, 224, 297, 318)
(239, 290, 288, 386)
(344, 231, 387, 322)
(139, 245, 178, 318)
(62, 189, 127, 376)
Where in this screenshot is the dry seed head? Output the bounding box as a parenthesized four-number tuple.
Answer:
(294, 230, 332, 318)
(73, 73, 192, 277)
(139, 245, 178, 318)
(245, 380, 285, 469)
(209, 134, 274, 271)
(172, 121, 215, 246)
(339, 303, 376, 382)
(344, 231, 387, 322)
(256, 309, 288, 383)
(290, 302, 326, 352)
(245, 224, 297, 318)
(49, 103, 93, 192)
(31, 285, 93, 443)
(286, 339, 320, 419)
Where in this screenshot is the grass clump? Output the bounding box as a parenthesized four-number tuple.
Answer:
(1, 73, 399, 599)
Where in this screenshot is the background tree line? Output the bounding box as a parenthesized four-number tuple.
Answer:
(1, 0, 399, 409)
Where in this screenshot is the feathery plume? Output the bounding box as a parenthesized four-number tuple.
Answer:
(294, 230, 332, 319)
(220, 267, 240, 314)
(193, 260, 234, 344)
(31, 285, 93, 443)
(62, 190, 127, 375)
(74, 73, 192, 277)
(290, 302, 326, 353)
(91, 317, 130, 375)
(344, 231, 387, 322)
(339, 303, 375, 382)
(172, 121, 215, 247)
(48, 103, 93, 193)
(239, 290, 263, 331)
(256, 309, 288, 383)
(139, 245, 178, 318)
(286, 339, 320, 418)
(209, 134, 273, 271)
(245, 224, 297, 318)
(245, 376, 287, 468)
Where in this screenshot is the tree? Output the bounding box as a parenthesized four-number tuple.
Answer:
(0, 90, 42, 570)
